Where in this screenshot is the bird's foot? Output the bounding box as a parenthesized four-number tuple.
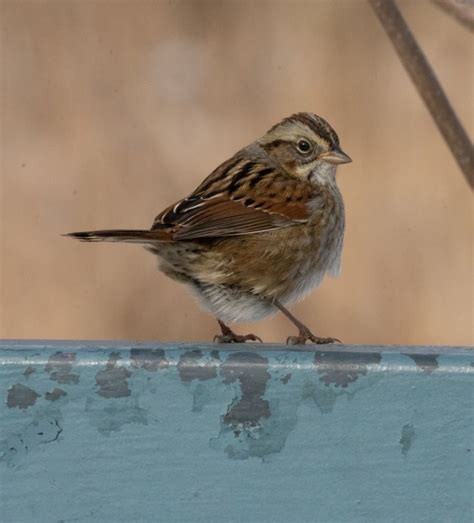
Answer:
(214, 320, 263, 344)
(214, 333, 262, 343)
(287, 326, 341, 345)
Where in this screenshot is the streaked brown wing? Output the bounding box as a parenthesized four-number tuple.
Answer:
(152, 148, 322, 240)
(172, 198, 294, 240)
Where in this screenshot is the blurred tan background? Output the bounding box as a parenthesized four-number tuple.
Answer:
(1, 0, 472, 345)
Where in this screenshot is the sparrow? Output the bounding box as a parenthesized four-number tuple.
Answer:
(67, 112, 351, 344)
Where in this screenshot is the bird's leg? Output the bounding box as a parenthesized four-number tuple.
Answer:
(273, 299, 340, 345)
(213, 319, 263, 344)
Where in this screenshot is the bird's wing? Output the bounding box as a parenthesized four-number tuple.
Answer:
(152, 150, 324, 240)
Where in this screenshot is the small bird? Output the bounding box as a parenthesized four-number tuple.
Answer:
(67, 112, 351, 344)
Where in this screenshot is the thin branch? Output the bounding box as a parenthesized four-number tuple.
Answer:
(432, 0, 474, 32)
(368, 0, 474, 189)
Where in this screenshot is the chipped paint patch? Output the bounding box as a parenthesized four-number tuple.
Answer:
(95, 353, 132, 398)
(314, 351, 382, 387)
(221, 352, 271, 429)
(211, 353, 304, 460)
(280, 373, 292, 384)
(400, 424, 416, 455)
(45, 388, 67, 401)
(406, 354, 439, 374)
(130, 348, 169, 371)
(7, 384, 40, 409)
(178, 350, 220, 382)
(45, 352, 80, 384)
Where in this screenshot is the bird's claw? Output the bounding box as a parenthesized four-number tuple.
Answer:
(214, 333, 263, 344)
(286, 330, 341, 345)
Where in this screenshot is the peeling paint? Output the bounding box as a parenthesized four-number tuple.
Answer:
(314, 351, 382, 387)
(215, 394, 299, 461)
(0, 343, 473, 521)
(7, 384, 40, 409)
(400, 424, 416, 455)
(221, 352, 271, 429)
(130, 348, 169, 371)
(407, 354, 439, 374)
(45, 388, 67, 401)
(211, 353, 299, 460)
(178, 350, 220, 382)
(95, 353, 131, 398)
(0, 415, 63, 467)
(45, 352, 80, 384)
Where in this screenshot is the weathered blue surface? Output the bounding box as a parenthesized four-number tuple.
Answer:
(0, 341, 473, 522)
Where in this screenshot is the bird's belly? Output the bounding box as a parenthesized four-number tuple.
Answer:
(189, 281, 276, 323)
(189, 221, 343, 322)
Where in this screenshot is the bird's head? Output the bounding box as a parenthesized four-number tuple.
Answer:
(258, 112, 351, 184)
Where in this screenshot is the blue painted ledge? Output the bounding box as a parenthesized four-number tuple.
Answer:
(1, 341, 473, 523)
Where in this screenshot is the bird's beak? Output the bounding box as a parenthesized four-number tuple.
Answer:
(319, 148, 352, 165)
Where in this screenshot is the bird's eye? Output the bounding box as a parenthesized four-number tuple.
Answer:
(296, 139, 312, 154)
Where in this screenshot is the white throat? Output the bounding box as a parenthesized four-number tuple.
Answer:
(308, 161, 337, 186)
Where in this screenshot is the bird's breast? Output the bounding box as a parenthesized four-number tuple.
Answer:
(308, 184, 345, 278)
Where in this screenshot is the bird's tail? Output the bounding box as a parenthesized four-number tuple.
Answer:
(65, 229, 170, 244)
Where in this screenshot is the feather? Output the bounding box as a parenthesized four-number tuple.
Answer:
(65, 229, 171, 243)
